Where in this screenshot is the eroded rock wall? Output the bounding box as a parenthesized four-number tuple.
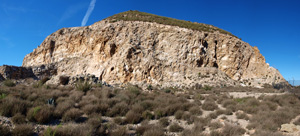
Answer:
(22, 20, 286, 87)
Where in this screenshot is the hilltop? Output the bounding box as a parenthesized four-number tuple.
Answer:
(106, 10, 236, 37)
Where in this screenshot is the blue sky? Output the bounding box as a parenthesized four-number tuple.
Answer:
(0, 0, 299, 81)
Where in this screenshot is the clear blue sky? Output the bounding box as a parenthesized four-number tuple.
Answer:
(0, 0, 299, 81)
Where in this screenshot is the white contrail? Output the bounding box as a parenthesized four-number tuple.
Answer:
(81, 0, 96, 26)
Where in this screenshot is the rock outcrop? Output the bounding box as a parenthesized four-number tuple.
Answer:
(0, 65, 36, 80)
(22, 11, 286, 88)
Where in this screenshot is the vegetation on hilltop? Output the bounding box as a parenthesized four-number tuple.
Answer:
(106, 10, 237, 37)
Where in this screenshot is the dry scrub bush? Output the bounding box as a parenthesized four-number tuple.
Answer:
(143, 129, 165, 136)
(55, 124, 92, 136)
(0, 125, 11, 136)
(12, 113, 26, 124)
(107, 102, 129, 117)
(62, 108, 83, 122)
(209, 121, 223, 130)
(189, 106, 202, 115)
(136, 122, 163, 136)
(222, 99, 236, 108)
(159, 117, 169, 127)
(27, 105, 53, 124)
(125, 110, 142, 124)
(12, 124, 35, 136)
(110, 127, 127, 136)
(169, 123, 184, 132)
(54, 99, 75, 118)
(0, 96, 30, 117)
(3, 80, 16, 87)
(236, 112, 249, 120)
(142, 110, 154, 120)
(209, 112, 218, 119)
(175, 110, 184, 119)
(202, 100, 218, 111)
(221, 124, 246, 136)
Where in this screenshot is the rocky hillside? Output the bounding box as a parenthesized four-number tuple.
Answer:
(22, 10, 286, 88)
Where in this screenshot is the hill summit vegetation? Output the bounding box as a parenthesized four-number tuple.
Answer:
(106, 10, 236, 37)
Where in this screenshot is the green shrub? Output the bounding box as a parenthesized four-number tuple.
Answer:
(147, 85, 153, 90)
(203, 85, 212, 91)
(3, 80, 15, 87)
(164, 89, 171, 93)
(0, 93, 7, 99)
(43, 125, 62, 136)
(75, 81, 92, 93)
(169, 123, 184, 132)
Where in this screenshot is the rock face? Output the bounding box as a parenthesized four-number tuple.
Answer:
(0, 65, 36, 80)
(22, 14, 286, 88)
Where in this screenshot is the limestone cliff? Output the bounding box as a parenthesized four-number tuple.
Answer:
(22, 11, 286, 88)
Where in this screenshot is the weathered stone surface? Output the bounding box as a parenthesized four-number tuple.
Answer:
(0, 65, 36, 80)
(22, 20, 286, 88)
(31, 64, 57, 78)
(281, 124, 300, 133)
